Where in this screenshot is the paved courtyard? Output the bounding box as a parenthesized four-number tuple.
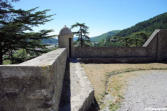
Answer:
(118, 70, 167, 111)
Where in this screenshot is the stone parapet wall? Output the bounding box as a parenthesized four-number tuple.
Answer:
(156, 30, 167, 61)
(0, 48, 67, 111)
(77, 57, 154, 63)
(143, 29, 167, 61)
(73, 29, 167, 63)
(73, 47, 150, 58)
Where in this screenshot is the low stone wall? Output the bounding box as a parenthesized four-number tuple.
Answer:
(77, 57, 154, 63)
(0, 48, 67, 111)
(72, 47, 154, 62)
(72, 29, 167, 63)
(73, 47, 150, 58)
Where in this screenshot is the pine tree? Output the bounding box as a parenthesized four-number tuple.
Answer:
(0, 0, 54, 64)
(71, 22, 91, 47)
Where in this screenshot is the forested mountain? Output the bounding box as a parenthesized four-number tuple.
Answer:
(91, 30, 120, 42)
(96, 12, 167, 47)
(116, 12, 167, 37)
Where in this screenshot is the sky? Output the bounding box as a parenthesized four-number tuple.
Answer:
(14, 0, 167, 37)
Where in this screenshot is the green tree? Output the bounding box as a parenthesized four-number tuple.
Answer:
(0, 0, 54, 64)
(71, 22, 91, 47)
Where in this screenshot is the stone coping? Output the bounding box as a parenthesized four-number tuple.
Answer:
(70, 62, 94, 111)
(20, 48, 66, 66)
(0, 48, 66, 67)
(143, 29, 160, 47)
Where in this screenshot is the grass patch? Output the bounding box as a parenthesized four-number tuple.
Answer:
(3, 60, 11, 65)
(104, 71, 137, 111)
(109, 102, 121, 111)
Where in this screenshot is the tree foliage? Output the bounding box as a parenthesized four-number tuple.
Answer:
(0, 0, 54, 64)
(71, 22, 91, 47)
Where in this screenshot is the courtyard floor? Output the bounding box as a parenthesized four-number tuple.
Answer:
(118, 70, 167, 111)
(81, 63, 167, 111)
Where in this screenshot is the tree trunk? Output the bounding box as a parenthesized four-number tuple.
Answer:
(9, 50, 14, 64)
(81, 34, 83, 47)
(80, 28, 83, 47)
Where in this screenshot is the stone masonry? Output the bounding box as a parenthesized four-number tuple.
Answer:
(0, 48, 67, 111)
(73, 29, 167, 63)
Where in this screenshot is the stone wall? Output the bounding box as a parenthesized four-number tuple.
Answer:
(143, 29, 160, 60)
(0, 48, 67, 111)
(72, 47, 154, 62)
(157, 30, 167, 61)
(72, 29, 167, 63)
(73, 47, 150, 58)
(143, 29, 167, 61)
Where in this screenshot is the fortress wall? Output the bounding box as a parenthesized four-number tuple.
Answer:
(73, 47, 153, 63)
(73, 47, 150, 58)
(0, 48, 67, 111)
(143, 29, 160, 60)
(157, 30, 167, 61)
(73, 29, 167, 63)
(143, 29, 167, 61)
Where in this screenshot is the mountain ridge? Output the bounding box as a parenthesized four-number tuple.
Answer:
(91, 30, 121, 42)
(116, 12, 167, 37)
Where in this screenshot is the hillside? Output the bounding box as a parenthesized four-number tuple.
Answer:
(91, 30, 120, 42)
(116, 12, 167, 37)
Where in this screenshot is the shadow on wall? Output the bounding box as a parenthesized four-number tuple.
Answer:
(59, 59, 71, 111)
(86, 98, 99, 111)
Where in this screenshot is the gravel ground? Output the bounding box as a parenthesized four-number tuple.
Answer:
(118, 70, 167, 111)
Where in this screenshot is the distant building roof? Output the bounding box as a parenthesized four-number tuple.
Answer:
(59, 25, 73, 36)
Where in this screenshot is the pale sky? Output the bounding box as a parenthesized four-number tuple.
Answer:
(14, 0, 167, 37)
